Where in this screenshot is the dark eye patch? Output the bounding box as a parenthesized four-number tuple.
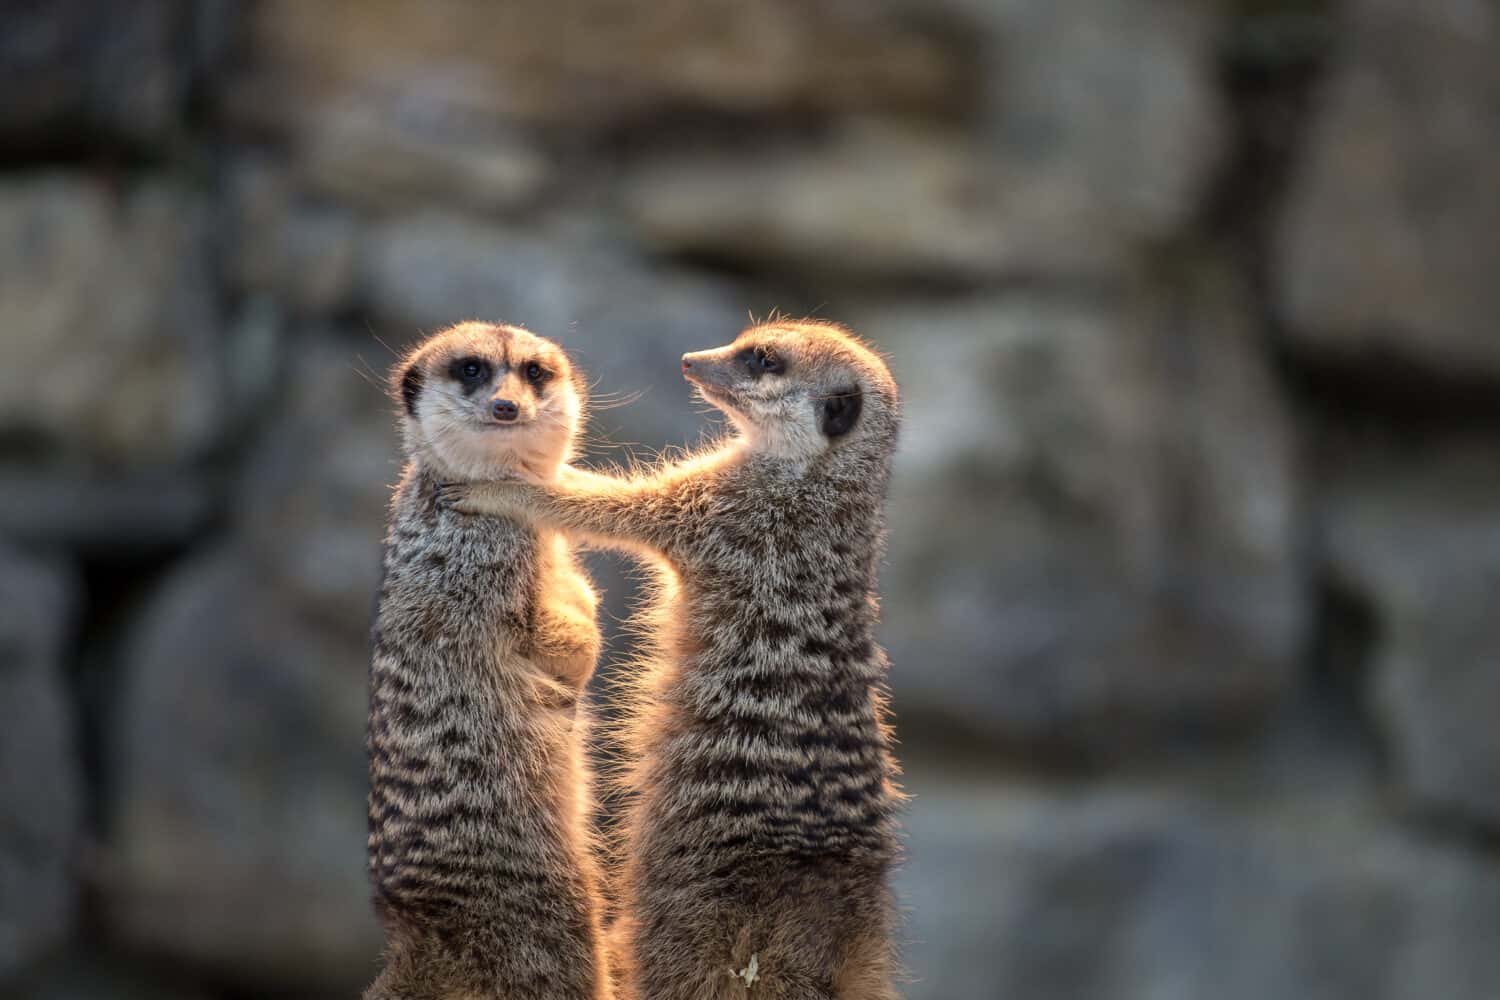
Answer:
(523, 361, 552, 386)
(738, 345, 786, 377)
(447, 356, 492, 392)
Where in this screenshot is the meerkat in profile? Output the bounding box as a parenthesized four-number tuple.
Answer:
(365, 322, 611, 1000)
(447, 320, 904, 1000)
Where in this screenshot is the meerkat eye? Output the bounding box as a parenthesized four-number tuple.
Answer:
(746, 346, 785, 376)
(449, 357, 491, 386)
(525, 362, 545, 382)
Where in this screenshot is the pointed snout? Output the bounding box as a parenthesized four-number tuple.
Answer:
(487, 368, 530, 423)
(681, 347, 736, 389)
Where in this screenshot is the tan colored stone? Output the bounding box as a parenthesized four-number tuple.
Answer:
(622, 120, 1118, 281)
(0, 175, 223, 467)
(863, 263, 1303, 757)
(235, 0, 963, 129)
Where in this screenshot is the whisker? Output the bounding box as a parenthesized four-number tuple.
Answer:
(368, 327, 404, 359)
(587, 388, 648, 412)
(351, 355, 387, 394)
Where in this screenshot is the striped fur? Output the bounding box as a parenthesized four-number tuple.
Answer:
(367, 323, 611, 1000)
(450, 321, 904, 1000)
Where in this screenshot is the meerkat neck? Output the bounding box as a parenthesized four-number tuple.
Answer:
(408, 444, 514, 485)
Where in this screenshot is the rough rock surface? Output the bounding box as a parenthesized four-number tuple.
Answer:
(622, 0, 1225, 280)
(864, 267, 1303, 758)
(298, 103, 551, 216)
(0, 0, 203, 150)
(106, 544, 379, 992)
(101, 339, 395, 986)
(899, 771, 1500, 1000)
(0, 544, 80, 979)
(0, 469, 216, 554)
(1275, 0, 1500, 378)
(621, 120, 1114, 282)
(233, 0, 964, 130)
(235, 338, 398, 638)
(9, 952, 215, 1000)
(227, 159, 365, 319)
(958, 0, 1226, 243)
(1322, 440, 1500, 830)
(0, 175, 223, 468)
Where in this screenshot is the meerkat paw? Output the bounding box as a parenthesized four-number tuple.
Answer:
(438, 480, 537, 518)
(435, 481, 473, 509)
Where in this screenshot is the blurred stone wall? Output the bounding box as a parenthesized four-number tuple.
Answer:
(2, 1, 1498, 997)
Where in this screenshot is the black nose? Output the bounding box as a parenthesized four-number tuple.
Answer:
(681, 356, 693, 373)
(491, 399, 518, 422)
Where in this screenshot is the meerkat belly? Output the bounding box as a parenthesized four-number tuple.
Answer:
(528, 531, 602, 693)
(648, 722, 892, 863)
(638, 601, 897, 870)
(368, 518, 575, 920)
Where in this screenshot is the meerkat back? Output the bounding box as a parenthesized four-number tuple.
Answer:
(365, 322, 611, 1000)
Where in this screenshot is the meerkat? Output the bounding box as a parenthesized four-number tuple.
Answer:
(366, 321, 611, 1000)
(446, 320, 905, 1000)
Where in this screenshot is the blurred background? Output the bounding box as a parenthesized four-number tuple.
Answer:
(2, 0, 1499, 996)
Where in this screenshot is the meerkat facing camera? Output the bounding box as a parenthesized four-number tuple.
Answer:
(366, 322, 610, 1000)
(448, 321, 905, 1000)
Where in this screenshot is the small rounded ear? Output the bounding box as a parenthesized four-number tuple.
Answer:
(819, 386, 863, 438)
(399, 363, 424, 416)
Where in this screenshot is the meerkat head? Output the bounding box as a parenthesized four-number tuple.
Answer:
(680, 320, 899, 466)
(391, 322, 584, 482)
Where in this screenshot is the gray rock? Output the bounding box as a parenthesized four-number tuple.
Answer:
(234, 336, 397, 639)
(621, 1, 1225, 281)
(106, 543, 379, 992)
(0, 175, 225, 468)
(226, 159, 364, 319)
(0, 0, 194, 149)
(0, 468, 216, 554)
(957, 0, 1227, 244)
(283, 210, 363, 319)
(898, 771, 1500, 1000)
(231, 0, 963, 130)
(298, 101, 551, 216)
(1274, 0, 1500, 378)
(1322, 440, 1500, 830)
(8, 951, 215, 1000)
(860, 267, 1304, 757)
(621, 119, 1118, 282)
(0, 543, 80, 980)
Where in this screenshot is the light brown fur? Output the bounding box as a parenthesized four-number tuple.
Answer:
(448, 321, 904, 1000)
(366, 322, 611, 1000)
